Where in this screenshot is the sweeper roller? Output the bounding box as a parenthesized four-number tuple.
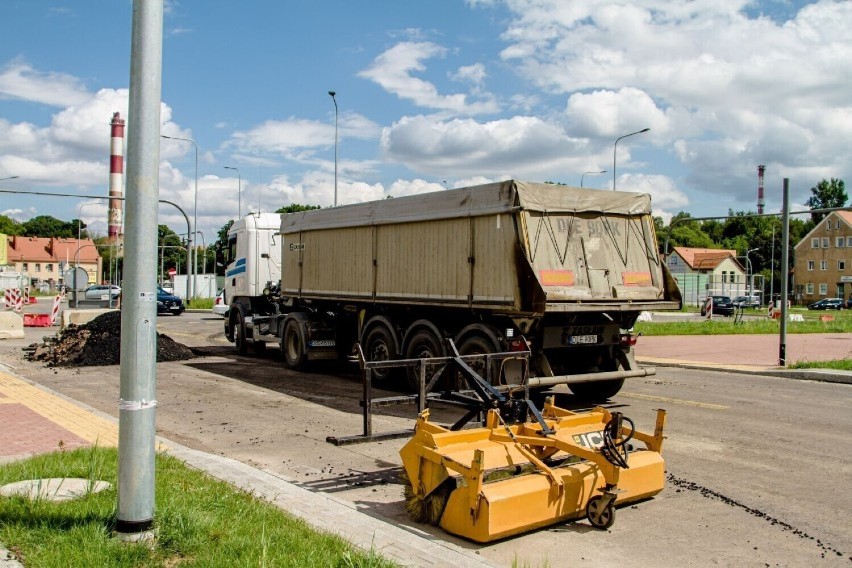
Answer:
(399, 400, 667, 542)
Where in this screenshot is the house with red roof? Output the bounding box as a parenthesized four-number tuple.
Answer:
(665, 247, 748, 307)
(3, 235, 102, 290)
(793, 210, 852, 304)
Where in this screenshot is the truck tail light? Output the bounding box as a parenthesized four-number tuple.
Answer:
(619, 333, 638, 347)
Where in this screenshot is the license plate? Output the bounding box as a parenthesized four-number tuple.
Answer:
(567, 334, 598, 345)
(309, 339, 336, 348)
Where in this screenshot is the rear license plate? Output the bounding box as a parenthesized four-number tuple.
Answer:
(567, 334, 598, 345)
(309, 339, 336, 348)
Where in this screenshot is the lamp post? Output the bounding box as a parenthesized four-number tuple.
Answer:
(612, 128, 649, 191)
(161, 134, 198, 299)
(328, 90, 338, 207)
(224, 166, 241, 218)
(745, 247, 759, 296)
(0, 175, 19, 182)
(580, 170, 607, 188)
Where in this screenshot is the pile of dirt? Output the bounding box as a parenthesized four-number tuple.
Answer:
(24, 311, 195, 367)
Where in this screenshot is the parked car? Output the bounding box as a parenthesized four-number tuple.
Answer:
(84, 284, 121, 300)
(807, 298, 844, 310)
(700, 295, 734, 317)
(732, 295, 760, 309)
(212, 288, 228, 317)
(847, 297, 852, 309)
(157, 286, 184, 315)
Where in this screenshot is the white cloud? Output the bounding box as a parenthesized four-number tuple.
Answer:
(0, 60, 90, 107)
(359, 41, 499, 115)
(617, 173, 690, 214)
(565, 88, 669, 138)
(381, 114, 588, 178)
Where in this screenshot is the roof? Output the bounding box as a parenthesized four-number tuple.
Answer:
(281, 180, 652, 233)
(672, 247, 742, 270)
(5, 236, 101, 263)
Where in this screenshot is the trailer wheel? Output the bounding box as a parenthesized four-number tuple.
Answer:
(364, 324, 398, 383)
(586, 495, 616, 529)
(454, 333, 498, 390)
(569, 379, 625, 401)
(234, 312, 248, 355)
(403, 325, 445, 391)
(282, 318, 308, 370)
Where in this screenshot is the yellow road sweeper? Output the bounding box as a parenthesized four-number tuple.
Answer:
(399, 346, 667, 542)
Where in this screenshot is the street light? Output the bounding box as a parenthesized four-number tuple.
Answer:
(328, 90, 338, 207)
(161, 134, 198, 299)
(745, 247, 759, 296)
(0, 175, 19, 182)
(612, 128, 649, 191)
(580, 170, 607, 188)
(224, 166, 241, 219)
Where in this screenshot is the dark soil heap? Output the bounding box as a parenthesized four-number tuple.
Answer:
(24, 311, 195, 367)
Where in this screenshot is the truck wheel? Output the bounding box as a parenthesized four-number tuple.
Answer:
(403, 327, 444, 391)
(454, 333, 498, 390)
(234, 312, 249, 355)
(569, 379, 625, 401)
(282, 318, 308, 370)
(364, 325, 398, 383)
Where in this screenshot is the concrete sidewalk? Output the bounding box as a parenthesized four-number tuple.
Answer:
(0, 367, 496, 568)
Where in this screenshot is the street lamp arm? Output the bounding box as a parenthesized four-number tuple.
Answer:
(612, 128, 649, 191)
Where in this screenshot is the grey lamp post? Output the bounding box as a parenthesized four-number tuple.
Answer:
(328, 90, 338, 207)
(224, 166, 241, 218)
(161, 134, 198, 299)
(745, 247, 759, 296)
(612, 128, 649, 191)
(580, 170, 607, 187)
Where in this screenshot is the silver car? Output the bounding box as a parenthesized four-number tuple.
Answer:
(84, 284, 121, 300)
(212, 288, 228, 317)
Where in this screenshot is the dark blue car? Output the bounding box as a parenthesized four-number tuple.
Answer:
(157, 286, 185, 316)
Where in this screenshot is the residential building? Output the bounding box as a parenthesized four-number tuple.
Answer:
(666, 247, 748, 306)
(793, 211, 852, 304)
(3, 235, 102, 290)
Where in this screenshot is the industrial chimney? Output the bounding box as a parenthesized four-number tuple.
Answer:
(757, 164, 766, 215)
(108, 112, 125, 238)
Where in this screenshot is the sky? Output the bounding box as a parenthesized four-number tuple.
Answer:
(0, 0, 849, 245)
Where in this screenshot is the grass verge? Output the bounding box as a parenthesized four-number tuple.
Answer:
(789, 359, 852, 371)
(635, 312, 852, 336)
(0, 447, 397, 568)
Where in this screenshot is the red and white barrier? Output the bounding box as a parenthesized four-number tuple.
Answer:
(51, 295, 61, 324)
(4, 288, 23, 312)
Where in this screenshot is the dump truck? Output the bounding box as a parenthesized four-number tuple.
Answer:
(223, 179, 681, 401)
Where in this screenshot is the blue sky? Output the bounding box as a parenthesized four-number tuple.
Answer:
(0, 0, 848, 243)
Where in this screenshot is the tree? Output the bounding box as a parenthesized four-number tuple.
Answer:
(275, 203, 320, 214)
(805, 178, 847, 223)
(21, 215, 78, 238)
(0, 214, 21, 235)
(158, 224, 187, 280)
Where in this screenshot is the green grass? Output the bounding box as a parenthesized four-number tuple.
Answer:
(635, 310, 852, 336)
(0, 447, 398, 568)
(185, 297, 214, 309)
(789, 359, 852, 371)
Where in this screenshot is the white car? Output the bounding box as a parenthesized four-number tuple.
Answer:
(212, 288, 228, 317)
(84, 284, 121, 300)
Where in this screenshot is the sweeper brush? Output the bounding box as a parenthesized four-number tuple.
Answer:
(398, 343, 667, 542)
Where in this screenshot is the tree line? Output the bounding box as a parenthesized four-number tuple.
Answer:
(2, 180, 846, 292)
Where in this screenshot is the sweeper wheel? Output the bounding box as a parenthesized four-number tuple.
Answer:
(586, 495, 616, 530)
(401, 472, 454, 526)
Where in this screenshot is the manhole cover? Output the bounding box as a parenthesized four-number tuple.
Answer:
(0, 478, 112, 502)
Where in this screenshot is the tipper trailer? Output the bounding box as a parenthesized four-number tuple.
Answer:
(223, 179, 681, 401)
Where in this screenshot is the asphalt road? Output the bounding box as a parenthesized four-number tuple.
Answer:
(2, 311, 850, 567)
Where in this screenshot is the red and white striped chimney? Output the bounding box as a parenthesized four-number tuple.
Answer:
(108, 111, 125, 238)
(757, 164, 766, 215)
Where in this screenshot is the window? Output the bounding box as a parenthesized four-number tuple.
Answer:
(807, 260, 814, 271)
(46, 263, 53, 272)
(819, 283, 828, 295)
(822, 237, 830, 248)
(839, 260, 846, 271)
(848, 236, 852, 247)
(837, 237, 845, 248)
(34, 263, 40, 272)
(812, 238, 820, 248)
(806, 283, 814, 294)
(821, 260, 828, 270)
(721, 271, 728, 283)
(839, 285, 845, 298)
(22, 263, 28, 271)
